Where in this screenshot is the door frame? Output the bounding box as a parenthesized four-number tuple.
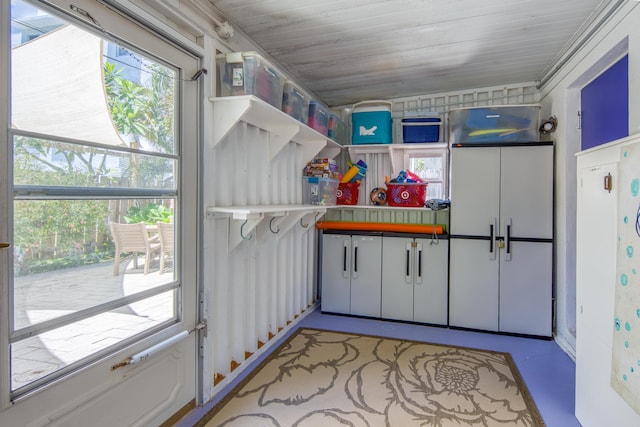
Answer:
(1, 0, 204, 423)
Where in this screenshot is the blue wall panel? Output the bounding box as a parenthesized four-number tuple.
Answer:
(581, 55, 628, 150)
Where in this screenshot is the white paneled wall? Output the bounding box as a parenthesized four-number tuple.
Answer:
(203, 119, 317, 397)
(202, 82, 542, 401)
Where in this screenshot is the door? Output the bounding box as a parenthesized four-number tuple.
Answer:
(450, 146, 500, 237)
(449, 239, 499, 331)
(450, 146, 500, 331)
(381, 236, 414, 321)
(1, 0, 200, 424)
(500, 241, 553, 336)
(414, 238, 448, 325)
(500, 146, 554, 239)
(320, 234, 351, 314)
(350, 235, 382, 317)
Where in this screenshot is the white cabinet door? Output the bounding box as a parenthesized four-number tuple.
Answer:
(321, 234, 352, 314)
(350, 236, 382, 317)
(449, 239, 500, 331)
(500, 146, 554, 239)
(450, 146, 500, 236)
(499, 241, 553, 336)
(414, 238, 449, 325)
(381, 236, 449, 324)
(381, 237, 415, 321)
(576, 161, 630, 426)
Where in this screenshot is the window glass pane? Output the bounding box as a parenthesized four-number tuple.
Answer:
(11, 290, 175, 392)
(408, 153, 445, 199)
(11, 5, 176, 155)
(14, 136, 176, 190)
(409, 155, 443, 180)
(13, 199, 176, 330)
(8, 0, 185, 396)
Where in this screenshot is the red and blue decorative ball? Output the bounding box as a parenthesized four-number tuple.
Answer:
(370, 187, 387, 205)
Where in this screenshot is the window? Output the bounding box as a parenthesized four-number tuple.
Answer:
(406, 148, 448, 200)
(6, 0, 188, 398)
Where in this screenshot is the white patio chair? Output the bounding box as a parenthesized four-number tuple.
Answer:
(109, 222, 161, 275)
(156, 221, 174, 274)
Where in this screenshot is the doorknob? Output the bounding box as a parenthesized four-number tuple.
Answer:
(0, 243, 10, 249)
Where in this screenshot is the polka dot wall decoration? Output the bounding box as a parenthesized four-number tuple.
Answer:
(612, 143, 640, 413)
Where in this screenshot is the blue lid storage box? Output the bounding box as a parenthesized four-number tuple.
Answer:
(302, 177, 338, 205)
(351, 100, 393, 144)
(449, 105, 540, 144)
(308, 101, 329, 135)
(282, 81, 310, 123)
(328, 113, 347, 144)
(401, 114, 441, 143)
(216, 51, 284, 109)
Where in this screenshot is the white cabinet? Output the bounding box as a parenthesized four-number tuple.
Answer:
(320, 233, 382, 317)
(449, 144, 553, 336)
(381, 236, 448, 325)
(575, 135, 640, 427)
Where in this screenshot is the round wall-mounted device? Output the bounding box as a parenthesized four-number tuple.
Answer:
(539, 116, 558, 134)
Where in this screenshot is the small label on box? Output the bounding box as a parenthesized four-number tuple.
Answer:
(232, 68, 244, 87)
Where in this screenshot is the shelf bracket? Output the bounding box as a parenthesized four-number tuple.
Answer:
(212, 97, 252, 146)
(300, 138, 329, 163)
(228, 213, 263, 251)
(269, 125, 300, 160)
(299, 210, 324, 230)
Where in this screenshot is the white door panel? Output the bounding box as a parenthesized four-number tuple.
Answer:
(414, 239, 448, 325)
(450, 147, 500, 236)
(499, 242, 553, 336)
(1, 0, 199, 423)
(449, 239, 499, 331)
(381, 237, 414, 321)
(500, 146, 554, 239)
(321, 234, 351, 313)
(350, 236, 382, 317)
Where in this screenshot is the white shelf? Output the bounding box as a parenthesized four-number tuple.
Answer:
(207, 204, 327, 250)
(330, 205, 442, 211)
(209, 96, 342, 160)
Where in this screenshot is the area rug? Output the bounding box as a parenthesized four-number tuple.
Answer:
(199, 328, 545, 427)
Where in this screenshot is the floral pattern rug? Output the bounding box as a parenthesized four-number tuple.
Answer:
(201, 328, 545, 427)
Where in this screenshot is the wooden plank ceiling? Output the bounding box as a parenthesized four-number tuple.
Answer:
(209, 0, 612, 107)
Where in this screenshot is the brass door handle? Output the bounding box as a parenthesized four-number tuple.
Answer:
(0, 243, 10, 249)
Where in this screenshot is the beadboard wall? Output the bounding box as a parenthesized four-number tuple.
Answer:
(202, 81, 542, 401)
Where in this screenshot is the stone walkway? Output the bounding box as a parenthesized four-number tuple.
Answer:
(11, 258, 173, 391)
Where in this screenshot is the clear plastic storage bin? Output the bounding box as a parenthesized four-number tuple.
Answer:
(328, 113, 347, 144)
(282, 81, 310, 123)
(449, 105, 540, 144)
(308, 101, 329, 135)
(302, 177, 338, 205)
(216, 51, 285, 109)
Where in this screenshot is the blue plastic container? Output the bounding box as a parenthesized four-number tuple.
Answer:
(401, 116, 441, 143)
(351, 100, 393, 144)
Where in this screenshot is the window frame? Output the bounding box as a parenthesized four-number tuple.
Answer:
(2, 0, 202, 404)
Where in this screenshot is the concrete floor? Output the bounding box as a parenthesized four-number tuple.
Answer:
(11, 257, 174, 391)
